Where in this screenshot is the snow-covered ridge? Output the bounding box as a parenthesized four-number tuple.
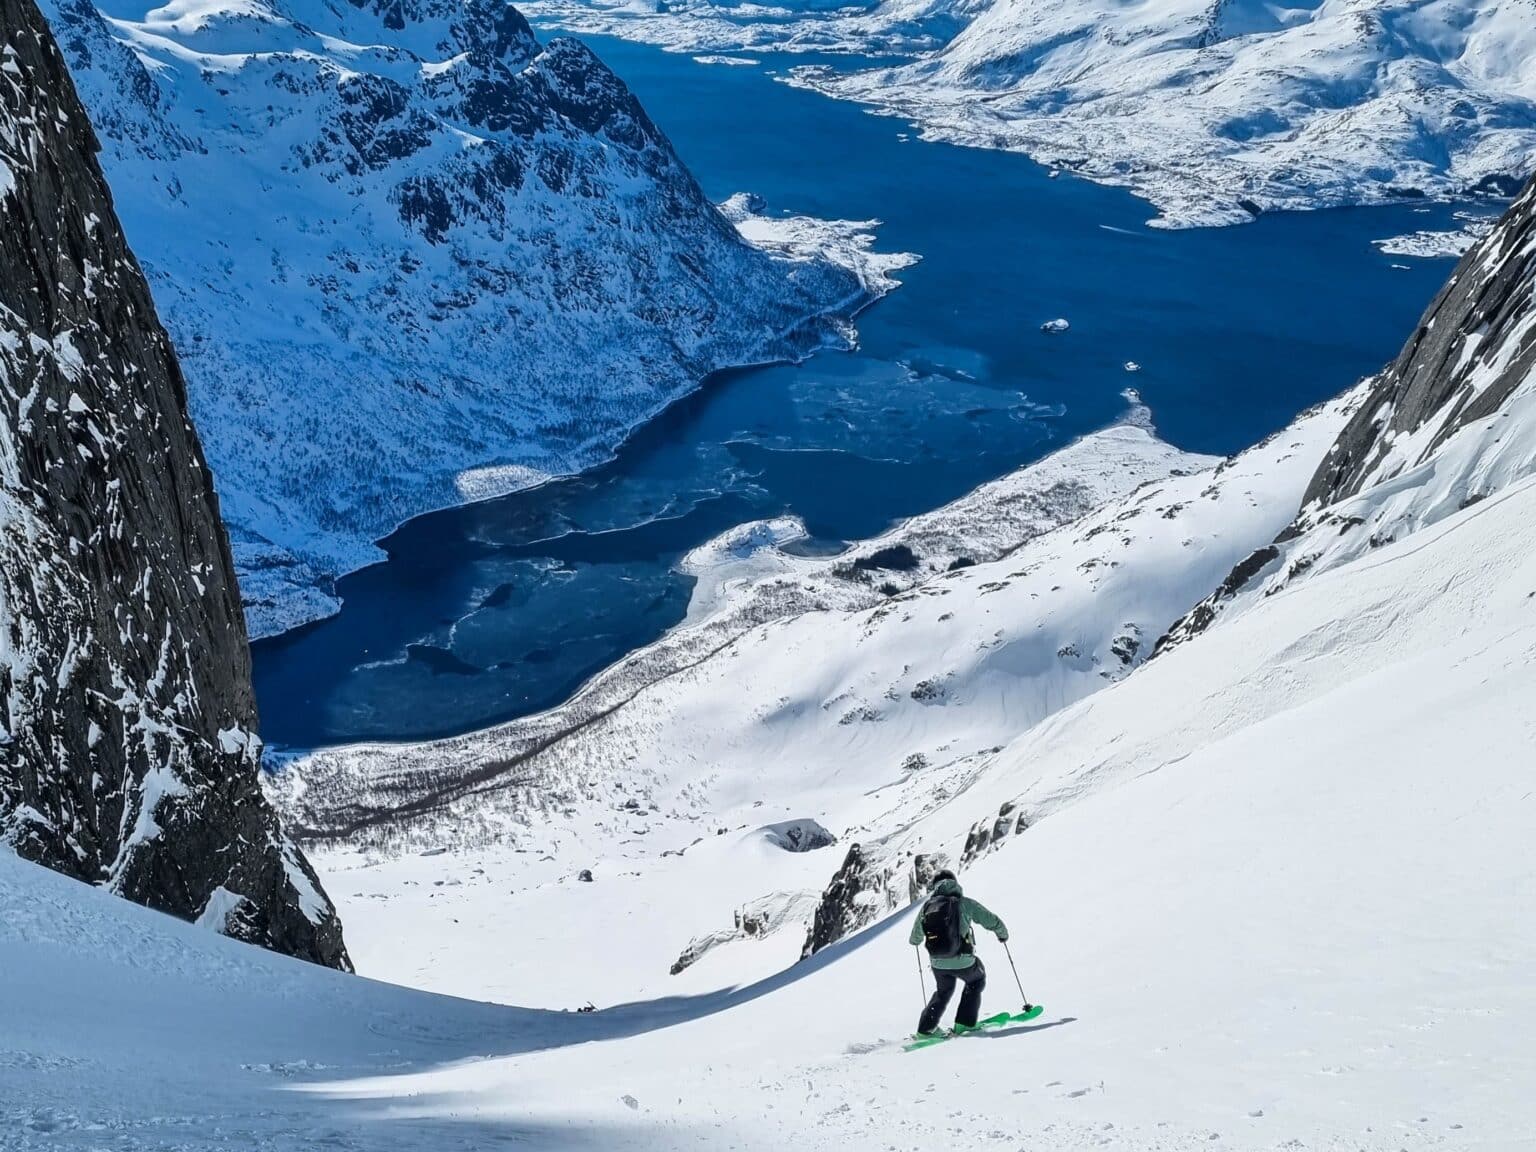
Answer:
(1162, 172, 1536, 646)
(1, 0, 346, 967)
(40, 0, 908, 637)
(525, 0, 1536, 227)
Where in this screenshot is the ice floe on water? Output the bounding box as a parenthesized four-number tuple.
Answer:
(720, 193, 919, 301)
(693, 54, 760, 65)
(1374, 214, 1502, 259)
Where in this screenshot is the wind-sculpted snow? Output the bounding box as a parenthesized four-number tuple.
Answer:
(0, 0, 346, 967)
(39, 0, 905, 636)
(527, 0, 1536, 227)
(1162, 174, 1536, 647)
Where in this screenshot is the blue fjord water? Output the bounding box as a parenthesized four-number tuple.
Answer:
(251, 33, 1477, 748)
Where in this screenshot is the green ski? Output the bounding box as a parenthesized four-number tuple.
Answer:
(901, 1005, 1044, 1051)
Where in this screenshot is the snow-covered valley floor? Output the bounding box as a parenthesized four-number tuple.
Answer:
(8, 452, 1536, 1148)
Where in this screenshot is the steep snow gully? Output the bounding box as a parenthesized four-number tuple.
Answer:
(4, 0, 1536, 1141)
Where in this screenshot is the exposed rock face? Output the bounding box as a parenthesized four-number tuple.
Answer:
(0, 0, 347, 968)
(907, 852, 950, 904)
(1159, 173, 1536, 652)
(800, 844, 957, 959)
(801, 844, 884, 959)
(38, 0, 890, 635)
(1305, 181, 1536, 510)
(760, 819, 837, 853)
(958, 801, 1029, 869)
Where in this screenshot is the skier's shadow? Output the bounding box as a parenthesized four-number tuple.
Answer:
(968, 1016, 1078, 1041)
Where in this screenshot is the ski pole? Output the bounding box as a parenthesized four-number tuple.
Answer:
(915, 947, 928, 1008)
(1002, 940, 1033, 1011)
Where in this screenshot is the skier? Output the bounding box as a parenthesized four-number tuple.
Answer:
(910, 869, 1008, 1036)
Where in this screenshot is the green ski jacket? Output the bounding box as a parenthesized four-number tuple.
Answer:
(909, 877, 1008, 970)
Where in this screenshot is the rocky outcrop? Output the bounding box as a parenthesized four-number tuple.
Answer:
(799, 845, 957, 959)
(669, 890, 816, 975)
(1159, 173, 1536, 652)
(0, 0, 347, 968)
(801, 845, 884, 959)
(958, 802, 1030, 869)
(1304, 181, 1536, 510)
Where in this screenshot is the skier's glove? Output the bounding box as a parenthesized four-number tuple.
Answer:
(996, 928, 1009, 942)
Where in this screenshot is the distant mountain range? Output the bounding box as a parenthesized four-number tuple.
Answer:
(526, 0, 1536, 226)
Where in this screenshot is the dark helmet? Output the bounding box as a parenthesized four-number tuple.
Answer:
(930, 868, 957, 889)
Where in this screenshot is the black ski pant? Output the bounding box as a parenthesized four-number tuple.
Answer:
(918, 957, 986, 1033)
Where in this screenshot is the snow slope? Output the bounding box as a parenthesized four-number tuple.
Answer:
(273, 402, 1209, 852)
(282, 174, 1536, 1080)
(39, 0, 909, 635)
(8, 405, 1536, 1150)
(526, 0, 1536, 226)
(279, 380, 1364, 999)
(1165, 171, 1536, 647)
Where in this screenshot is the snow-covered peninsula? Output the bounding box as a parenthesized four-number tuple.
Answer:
(525, 0, 1536, 226)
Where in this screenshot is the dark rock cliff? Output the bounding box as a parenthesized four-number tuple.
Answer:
(1304, 181, 1536, 509)
(0, 0, 348, 968)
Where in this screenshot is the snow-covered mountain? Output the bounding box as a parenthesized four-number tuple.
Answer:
(1, 0, 346, 967)
(1163, 168, 1536, 645)
(527, 0, 1536, 226)
(8, 177, 1536, 1146)
(39, 0, 906, 636)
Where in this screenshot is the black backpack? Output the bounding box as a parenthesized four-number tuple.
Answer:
(921, 893, 967, 959)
